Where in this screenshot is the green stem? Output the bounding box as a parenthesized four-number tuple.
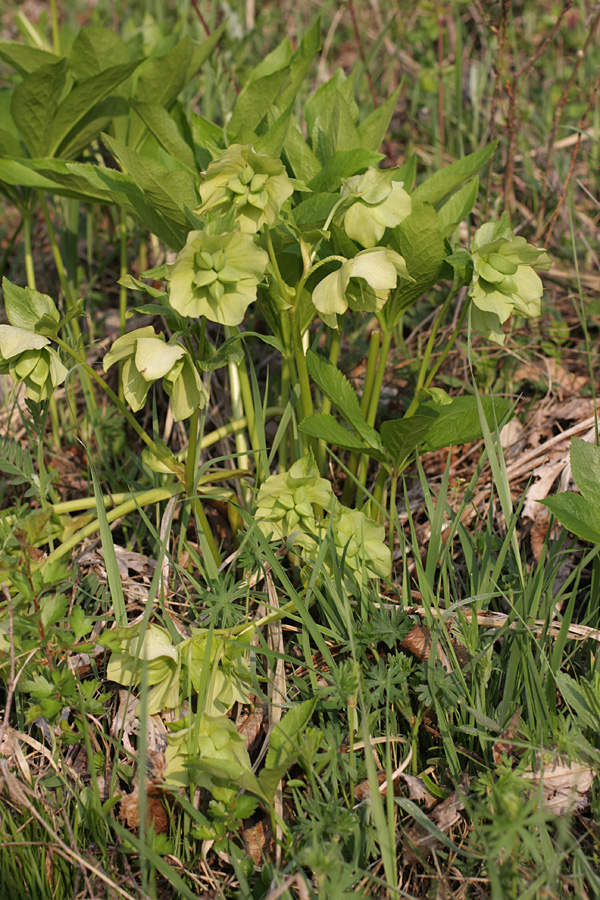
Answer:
(289, 308, 313, 422)
(355, 329, 393, 504)
(49, 0, 60, 53)
(317, 325, 342, 473)
(185, 408, 200, 497)
(423, 294, 471, 391)
(365, 329, 393, 428)
(404, 284, 460, 418)
(341, 329, 381, 507)
(37, 486, 183, 570)
(22, 210, 36, 290)
(192, 497, 221, 568)
(388, 473, 398, 567)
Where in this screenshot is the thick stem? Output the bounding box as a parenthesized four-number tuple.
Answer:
(388, 473, 398, 568)
(317, 326, 342, 473)
(185, 407, 200, 498)
(355, 329, 393, 503)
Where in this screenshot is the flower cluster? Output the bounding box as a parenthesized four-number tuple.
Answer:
(167, 231, 268, 326)
(469, 215, 551, 344)
(196, 144, 294, 234)
(103, 326, 207, 421)
(255, 454, 391, 593)
(254, 453, 334, 542)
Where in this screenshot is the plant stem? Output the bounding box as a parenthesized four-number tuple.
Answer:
(388, 473, 398, 566)
(317, 325, 342, 473)
(341, 329, 381, 506)
(354, 329, 393, 504)
(289, 307, 313, 422)
(423, 294, 471, 391)
(404, 284, 460, 418)
(49, 0, 60, 53)
(22, 209, 36, 290)
(185, 408, 200, 498)
(38, 486, 183, 570)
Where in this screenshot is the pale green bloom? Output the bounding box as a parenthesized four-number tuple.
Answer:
(0, 326, 67, 402)
(338, 167, 412, 248)
(103, 326, 207, 420)
(312, 247, 412, 328)
(255, 453, 334, 542)
(196, 144, 294, 233)
(469, 215, 551, 344)
(327, 506, 391, 594)
(167, 230, 268, 326)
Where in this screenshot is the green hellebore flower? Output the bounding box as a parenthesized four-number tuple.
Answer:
(103, 326, 207, 421)
(0, 325, 67, 401)
(255, 453, 334, 542)
(469, 215, 551, 344)
(196, 144, 294, 233)
(330, 506, 391, 592)
(338, 167, 412, 248)
(167, 230, 268, 326)
(312, 247, 412, 328)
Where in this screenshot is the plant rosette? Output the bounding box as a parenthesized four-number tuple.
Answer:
(103, 326, 207, 421)
(167, 230, 268, 325)
(337, 167, 412, 248)
(312, 247, 412, 328)
(469, 214, 551, 343)
(195, 144, 294, 234)
(254, 452, 334, 543)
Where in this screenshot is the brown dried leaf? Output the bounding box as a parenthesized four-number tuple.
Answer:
(522, 756, 594, 814)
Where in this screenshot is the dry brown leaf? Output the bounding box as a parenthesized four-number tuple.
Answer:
(522, 756, 594, 814)
(119, 781, 169, 834)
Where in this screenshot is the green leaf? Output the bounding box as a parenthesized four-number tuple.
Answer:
(131, 101, 196, 171)
(254, 104, 292, 158)
(0, 41, 58, 76)
(102, 134, 199, 237)
(556, 671, 600, 733)
(384, 202, 445, 325)
(357, 86, 402, 151)
(48, 61, 140, 158)
(134, 37, 193, 107)
(300, 413, 370, 452)
(11, 58, 68, 157)
(436, 177, 479, 238)
(68, 26, 131, 80)
(541, 493, 600, 544)
(569, 438, 600, 501)
(293, 193, 339, 228)
(2, 278, 59, 330)
(283, 118, 321, 182)
(308, 148, 383, 193)
(380, 415, 436, 469)
(419, 395, 511, 452)
(259, 699, 316, 801)
(228, 69, 286, 139)
(412, 141, 497, 207)
(306, 350, 382, 450)
(40, 593, 67, 628)
(305, 70, 359, 142)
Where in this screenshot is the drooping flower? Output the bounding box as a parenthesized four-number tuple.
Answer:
(338, 167, 412, 248)
(254, 453, 334, 542)
(167, 231, 268, 326)
(0, 326, 67, 402)
(469, 215, 551, 344)
(312, 247, 412, 327)
(196, 144, 294, 233)
(103, 326, 207, 421)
